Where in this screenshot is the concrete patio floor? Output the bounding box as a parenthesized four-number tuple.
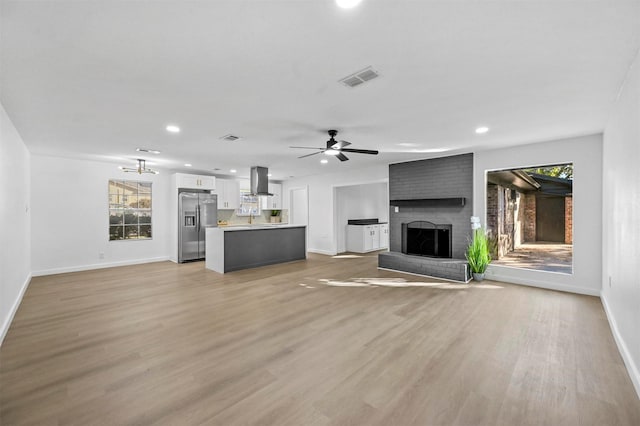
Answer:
(492, 242, 573, 274)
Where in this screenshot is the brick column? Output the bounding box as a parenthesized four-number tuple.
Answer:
(565, 196, 573, 244)
(524, 193, 536, 242)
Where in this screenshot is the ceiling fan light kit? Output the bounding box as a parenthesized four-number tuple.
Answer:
(290, 129, 379, 162)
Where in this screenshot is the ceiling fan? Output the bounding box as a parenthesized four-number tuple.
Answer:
(290, 129, 379, 162)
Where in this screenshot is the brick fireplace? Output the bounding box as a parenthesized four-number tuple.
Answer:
(378, 153, 474, 282)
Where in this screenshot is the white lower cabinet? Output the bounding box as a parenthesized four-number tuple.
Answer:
(379, 224, 389, 249)
(346, 224, 388, 253)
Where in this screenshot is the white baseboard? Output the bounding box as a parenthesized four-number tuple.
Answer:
(485, 270, 600, 296)
(307, 248, 337, 256)
(31, 256, 170, 277)
(0, 273, 31, 347)
(601, 293, 640, 400)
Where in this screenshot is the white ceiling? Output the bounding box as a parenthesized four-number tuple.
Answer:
(1, 0, 639, 180)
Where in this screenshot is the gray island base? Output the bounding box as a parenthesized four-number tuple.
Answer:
(206, 225, 306, 273)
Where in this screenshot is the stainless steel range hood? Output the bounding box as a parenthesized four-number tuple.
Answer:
(250, 166, 272, 196)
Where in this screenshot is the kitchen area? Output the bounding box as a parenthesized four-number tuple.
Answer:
(170, 166, 306, 273)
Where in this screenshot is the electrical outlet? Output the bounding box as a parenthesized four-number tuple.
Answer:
(394, 206, 399, 213)
(99, 252, 105, 259)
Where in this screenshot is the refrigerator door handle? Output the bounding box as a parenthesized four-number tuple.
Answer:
(196, 204, 201, 232)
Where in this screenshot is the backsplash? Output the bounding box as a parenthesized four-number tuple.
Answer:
(217, 209, 289, 226)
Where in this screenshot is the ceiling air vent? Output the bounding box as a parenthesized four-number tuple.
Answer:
(220, 134, 241, 142)
(339, 66, 380, 88)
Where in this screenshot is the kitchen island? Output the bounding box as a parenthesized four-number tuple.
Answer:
(205, 224, 306, 273)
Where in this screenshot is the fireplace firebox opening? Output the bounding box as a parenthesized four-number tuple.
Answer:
(401, 221, 453, 258)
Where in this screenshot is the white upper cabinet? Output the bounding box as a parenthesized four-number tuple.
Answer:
(261, 182, 282, 210)
(175, 173, 215, 191)
(216, 179, 240, 210)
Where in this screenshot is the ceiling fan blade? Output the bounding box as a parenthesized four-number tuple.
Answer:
(336, 153, 349, 162)
(339, 148, 379, 155)
(290, 146, 323, 150)
(298, 151, 322, 159)
(331, 140, 352, 149)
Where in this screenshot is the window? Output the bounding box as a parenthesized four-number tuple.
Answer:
(486, 163, 573, 274)
(236, 191, 261, 216)
(109, 180, 152, 240)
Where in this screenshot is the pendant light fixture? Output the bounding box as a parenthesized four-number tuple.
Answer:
(119, 159, 158, 175)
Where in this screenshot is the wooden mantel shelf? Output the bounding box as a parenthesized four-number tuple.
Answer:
(390, 198, 466, 208)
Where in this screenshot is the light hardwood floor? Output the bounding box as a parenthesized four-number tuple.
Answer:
(1, 253, 639, 425)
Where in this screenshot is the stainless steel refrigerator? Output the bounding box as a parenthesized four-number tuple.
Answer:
(178, 190, 218, 263)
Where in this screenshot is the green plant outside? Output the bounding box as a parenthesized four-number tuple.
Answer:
(466, 228, 492, 274)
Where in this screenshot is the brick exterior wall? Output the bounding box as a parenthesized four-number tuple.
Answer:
(515, 191, 526, 247)
(388, 153, 474, 259)
(523, 193, 536, 242)
(565, 196, 573, 244)
(486, 184, 499, 239)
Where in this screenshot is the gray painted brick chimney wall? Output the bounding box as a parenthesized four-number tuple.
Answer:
(388, 153, 474, 259)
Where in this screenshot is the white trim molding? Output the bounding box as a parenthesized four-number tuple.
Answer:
(0, 273, 31, 347)
(601, 292, 640, 399)
(307, 248, 338, 256)
(31, 257, 170, 277)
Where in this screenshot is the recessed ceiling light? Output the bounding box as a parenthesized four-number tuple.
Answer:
(166, 124, 181, 133)
(321, 159, 329, 164)
(336, 0, 363, 9)
(185, 163, 192, 167)
(136, 148, 161, 154)
(475, 126, 489, 134)
(325, 149, 340, 156)
(230, 169, 237, 173)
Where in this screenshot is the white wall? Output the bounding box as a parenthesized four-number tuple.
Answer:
(31, 155, 171, 275)
(335, 182, 388, 253)
(474, 134, 603, 296)
(0, 103, 31, 345)
(601, 49, 640, 397)
(283, 165, 388, 255)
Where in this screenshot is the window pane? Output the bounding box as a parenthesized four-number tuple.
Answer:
(124, 225, 139, 239)
(109, 180, 123, 195)
(139, 224, 152, 238)
(137, 195, 151, 209)
(109, 210, 124, 225)
(109, 194, 124, 208)
(109, 225, 124, 240)
(138, 182, 152, 193)
(138, 212, 151, 224)
(126, 195, 139, 208)
(124, 210, 138, 224)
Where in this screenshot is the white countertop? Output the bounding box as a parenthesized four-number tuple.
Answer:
(212, 224, 305, 232)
